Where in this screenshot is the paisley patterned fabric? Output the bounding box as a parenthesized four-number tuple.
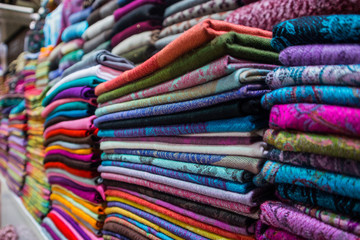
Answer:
(260, 160, 360, 200)
(271, 15, 360, 52)
(255, 221, 305, 240)
(266, 65, 360, 89)
(264, 129, 360, 160)
(261, 86, 360, 110)
(260, 201, 359, 240)
(269, 104, 360, 137)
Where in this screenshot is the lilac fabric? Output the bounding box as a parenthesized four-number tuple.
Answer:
(50, 87, 96, 103)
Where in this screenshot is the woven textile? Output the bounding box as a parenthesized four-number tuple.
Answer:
(255, 221, 305, 240)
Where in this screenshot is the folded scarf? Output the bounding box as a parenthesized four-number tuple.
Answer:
(279, 44, 360, 66)
(82, 15, 114, 40)
(255, 221, 305, 240)
(260, 201, 359, 240)
(266, 64, 360, 89)
(121, 45, 156, 64)
(95, 19, 273, 95)
(96, 68, 270, 115)
(61, 21, 89, 43)
(61, 50, 134, 79)
(225, 0, 360, 32)
(154, 33, 181, 50)
(163, 0, 241, 27)
(261, 160, 360, 200)
(100, 162, 253, 193)
(44, 116, 96, 136)
(44, 134, 98, 146)
(45, 149, 98, 162)
(46, 210, 82, 240)
(101, 173, 259, 217)
(97, 32, 278, 103)
(61, 39, 85, 55)
(69, 7, 92, 25)
(46, 101, 95, 117)
(261, 86, 360, 110)
(105, 147, 263, 173)
(114, 0, 163, 22)
(276, 184, 360, 218)
(267, 147, 360, 178)
(46, 141, 91, 150)
(112, 30, 160, 56)
(269, 103, 360, 137)
(103, 221, 149, 240)
(97, 99, 265, 129)
(83, 29, 113, 54)
(86, 0, 118, 25)
(47, 87, 96, 104)
(99, 56, 277, 107)
(44, 154, 99, 170)
(42, 217, 67, 240)
(45, 162, 98, 179)
(271, 15, 360, 52)
(44, 129, 95, 140)
(264, 129, 360, 161)
(164, 0, 209, 18)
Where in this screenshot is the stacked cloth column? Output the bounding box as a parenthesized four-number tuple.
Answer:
(40, 50, 134, 239)
(94, 19, 281, 240)
(36, 46, 54, 89)
(255, 14, 360, 239)
(7, 100, 27, 195)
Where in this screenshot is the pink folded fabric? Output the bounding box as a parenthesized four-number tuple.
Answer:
(114, 0, 164, 21)
(42, 98, 97, 118)
(269, 104, 360, 137)
(43, 116, 96, 137)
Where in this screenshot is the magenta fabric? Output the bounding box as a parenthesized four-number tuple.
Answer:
(114, 0, 164, 21)
(110, 20, 162, 47)
(260, 201, 359, 240)
(43, 116, 96, 136)
(255, 221, 305, 240)
(50, 87, 96, 103)
(45, 150, 99, 162)
(269, 103, 360, 137)
(42, 98, 97, 118)
(51, 182, 102, 204)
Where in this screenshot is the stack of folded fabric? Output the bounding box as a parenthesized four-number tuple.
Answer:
(23, 52, 39, 93)
(94, 19, 281, 239)
(21, 89, 51, 223)
(82, 0, 132, 55)
(40, 50, 134, 239)
(255, 15, 360, 239)
(35, 46, 54, 90)
(6, 99, 27, 195)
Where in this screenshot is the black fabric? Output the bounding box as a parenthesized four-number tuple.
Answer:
(44, 154, 100, 170)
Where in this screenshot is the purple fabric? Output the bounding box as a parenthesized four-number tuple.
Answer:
(41, 222, 61, 240)
(45, 149, 99, 162)
(114, 0, 164, 21)
(50, 87, 95, 103)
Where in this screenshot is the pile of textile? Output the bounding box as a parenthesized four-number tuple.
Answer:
(256, 14, 360, 239)
(23, 52, 39, 93)
(40, 50, 134, 239)
(94, 19, 280, 239)
(35, 46, 54, 90)
(6, 99, 27, 195)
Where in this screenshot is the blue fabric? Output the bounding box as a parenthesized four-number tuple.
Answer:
(61, 20, 89, 42)
(97, 115, 268, 137)
(100, 161, 253, 193)
(44, 3, 63, 46)
(10, 100, 26, 114)
(49, 69, 63, 81)
(102, 230, 130, 240)
(69, 7, 93, 25)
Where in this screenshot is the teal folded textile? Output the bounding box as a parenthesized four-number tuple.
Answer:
(42, 77, 106, 106)
(61, 20, 89, 42)
(45, 110, 92, 123)
(10, 100, 26, 114)
(47, 101, 96, 117)
(59, 49, 84, 71)
(261, 161, 360, 200)
(97, 115, 268, 137)
(99, 162, 254, 193)
(261, 85, 360, 110)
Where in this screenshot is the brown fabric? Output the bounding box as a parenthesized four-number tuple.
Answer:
(44, 134, 99, 147)
(44, 154, 100, 170)
(103, 221, 148, 240)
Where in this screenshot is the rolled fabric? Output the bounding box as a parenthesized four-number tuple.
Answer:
(83, 29, 112, 54)
(114, 0, 164, 21)
(271, 15, 360, 52)
(279, 44, 360, 66)
(111, 20, 162, 48)
(261, 86, 360, 110)
(60, 38, 85, 55)
(95, 19, 273, 95)
(267, 147, 360, 178)
(59, 49, 84, 71)
(163, 0, 241, 27)
(266, 64, 360, 89)
(164, 0, 209, 18)
(225, 0, 360, 31)
(112, 30, 160, 56)
(260, 201, 359, 240)
(264, 129, 360, 161)
(255, 221, 305, 240)
(98, 32, 279, 103)
(69, 6, 93, 25)
(61, 21, 89, 43)
(269, 103, 360, 137)
(61, 50, 134, 79)
(82, 15, 115, 41)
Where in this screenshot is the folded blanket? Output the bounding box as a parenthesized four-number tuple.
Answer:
(271, 15, 360, 52)
(82, 15, 114, 41)
(279, 44, 360, 66)
(261, 86, 360, 110)
(266, 65, 360, 89)
(61, 21, 89, 43)
(261, 160, 360, 199)
(267, 147, 360, 178)
(95, 19, 272, 95)
(255, 221, 305, 240)
(264, 129, 360, 160)
(269, 103, 360, 137)
(97, 32, 278, 103)
(107, 149, 264, 174)
(225, 0, 360, 32)
(276, 184, 360, 218)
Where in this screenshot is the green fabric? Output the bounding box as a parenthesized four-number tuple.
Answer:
(47, 101, 95, 117)
(121, 45, 156, 64)
(42, 76, 105, 106)
(0, 98, 23, 108)
(97, 32, 280, 103)
(59, 49, 84, 65)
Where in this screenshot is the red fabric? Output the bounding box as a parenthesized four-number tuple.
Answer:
(44, 162, 99, 178)
(47, 211, 78, 240)
(44, 129, 93, 140)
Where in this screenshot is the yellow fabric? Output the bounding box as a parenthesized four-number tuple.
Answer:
(107, 196, 229, 240)
(105, 207, 184, 240)
(52, 185, 105, 215)
(45, 145, 93, 154)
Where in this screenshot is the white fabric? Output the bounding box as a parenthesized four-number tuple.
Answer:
(82, 15, 114, 40)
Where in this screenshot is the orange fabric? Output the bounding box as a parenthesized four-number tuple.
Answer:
(95, 19, 272, 96)
(44, 145, 93, 155)
(44, 129, 92, 139)
(44, 162, 99, 178)
(106, 189, 253, 240)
